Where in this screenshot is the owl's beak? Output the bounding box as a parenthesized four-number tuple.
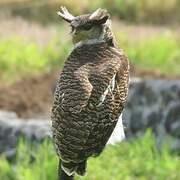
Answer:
(70, 25, 76, 35)
(72, 29, 77, 35)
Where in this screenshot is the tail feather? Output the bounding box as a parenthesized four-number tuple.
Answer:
(76, 160, 87, 176)
(58, 159, 87, 180)
(58, 160, 74, 180)
(61, 161, 76, 176)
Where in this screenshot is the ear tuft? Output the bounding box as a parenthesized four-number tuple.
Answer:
(57, 6, 75, 23)
(89, 8, 109, 24)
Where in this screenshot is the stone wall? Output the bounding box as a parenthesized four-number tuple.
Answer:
(124, 78, 180, 150)
(0, 79, 180, 159)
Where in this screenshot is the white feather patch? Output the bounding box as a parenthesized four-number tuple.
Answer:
(107, 114, 125, 145)
(97, 74, 116, 107)
(74, 39, 105, 49)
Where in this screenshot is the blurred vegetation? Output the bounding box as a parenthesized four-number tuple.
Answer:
(0, 37, 72, 83)
(0, 130, 179, 180)
(0, 0, 180, 83)
(0, 29, 179, 84)
(116, 32, 180, 76)
(1, 0, 180, 24)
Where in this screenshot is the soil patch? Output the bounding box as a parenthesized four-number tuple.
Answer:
(0, 70, 59, 118)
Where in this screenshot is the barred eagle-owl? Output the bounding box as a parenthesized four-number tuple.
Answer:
(51, 7, 129, 180)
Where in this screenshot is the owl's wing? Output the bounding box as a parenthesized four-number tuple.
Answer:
(54, 64, 93, 114)
(93, 49, 129, 109)
(82, 49, 129, 156)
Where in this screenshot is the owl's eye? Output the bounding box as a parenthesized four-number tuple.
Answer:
(83, 23, 92, 31)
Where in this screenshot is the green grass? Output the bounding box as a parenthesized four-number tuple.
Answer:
(0, 30, 180, 84)
(116, 32, 180, 76)
(0, 130, 179, 180)
(0, 37, 71, 83)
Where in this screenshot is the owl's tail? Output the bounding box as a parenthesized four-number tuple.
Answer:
(58, 159, 87, 180)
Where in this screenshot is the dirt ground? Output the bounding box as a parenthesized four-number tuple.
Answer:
(0, 70, 59, 118)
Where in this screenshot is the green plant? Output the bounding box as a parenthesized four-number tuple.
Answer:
(1, 30, 180, 84)
(116, 32, 180, 76)
(0, 37, 72, 84)
(0, 130, 179, 180)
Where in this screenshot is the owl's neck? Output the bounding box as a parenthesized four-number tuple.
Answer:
(74, 34, 115, 49)
(74, 39, 106, 49)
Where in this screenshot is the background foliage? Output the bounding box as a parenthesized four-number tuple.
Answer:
(0, 0, 180, 83)
(0, 31, 179, 83)
(1, 0, 180, 23)
(0, 131, 179, 180)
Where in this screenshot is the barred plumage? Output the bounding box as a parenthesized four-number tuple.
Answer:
(51, 7, 130, 179)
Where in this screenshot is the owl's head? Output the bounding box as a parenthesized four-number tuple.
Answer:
(58, 7, 114, 46)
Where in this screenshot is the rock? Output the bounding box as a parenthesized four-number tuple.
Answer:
(124, 79, 180, 142)
(171, 138, 180, 152)
(165, 102, 180, 138)
(171, 122, 180, 138)
(0, 110, 51, 159)
(0, 110, 17, 120)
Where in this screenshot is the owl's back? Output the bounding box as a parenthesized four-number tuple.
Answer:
(51, 41, 129, 174)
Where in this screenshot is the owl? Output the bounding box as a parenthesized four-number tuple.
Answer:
(51, 7, 129, 180)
